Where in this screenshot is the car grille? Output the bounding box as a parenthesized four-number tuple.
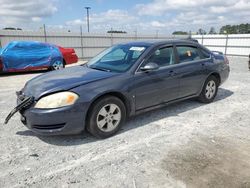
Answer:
(32, 123, 65, 130)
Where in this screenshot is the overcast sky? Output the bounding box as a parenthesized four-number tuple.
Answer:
(0, 0, 249, 34)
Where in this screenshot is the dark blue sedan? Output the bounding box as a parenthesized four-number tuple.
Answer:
(5, 40, 230, 138)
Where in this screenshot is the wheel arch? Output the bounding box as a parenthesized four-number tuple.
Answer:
(198, 72, 221, 95)
(209, 72, 221, 85)
(63, 58, 66, 66)
(85, 91, 131, 126)
(49, 57, 65, 70)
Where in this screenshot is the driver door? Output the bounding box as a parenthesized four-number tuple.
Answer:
(133, 45, 180, 110)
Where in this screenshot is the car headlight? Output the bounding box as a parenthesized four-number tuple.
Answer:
(35, 92, 79, 109)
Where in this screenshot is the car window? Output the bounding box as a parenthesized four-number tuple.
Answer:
(132, 50, 142, 59)
(13, 43, 47, 50)
(101, 48, 126, 62)
(200, 48, 211, 59)
(87, 44, 148, 73)
(11, 43, 50, 56)
(176, 46, 201, 63)
(143, 46, 175, 68)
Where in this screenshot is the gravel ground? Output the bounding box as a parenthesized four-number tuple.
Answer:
(0, 57, 250, 188)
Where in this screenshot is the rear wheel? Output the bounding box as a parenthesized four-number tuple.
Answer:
(50, 60, 65, 70)
(86, 96, 126, 138)
(198, 75, 218, 103)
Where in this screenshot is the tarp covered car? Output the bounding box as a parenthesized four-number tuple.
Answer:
(0, 41, 64, 72)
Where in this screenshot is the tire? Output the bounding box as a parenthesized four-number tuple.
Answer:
(86, 96, 126, 139)
(198, 75, 218, 103)
(50, 59, 65, 71)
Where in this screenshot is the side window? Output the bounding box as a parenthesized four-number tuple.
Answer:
(144, 47, 175, 68)
(176, 46, 201, 63)
(12, 43, 24, 50)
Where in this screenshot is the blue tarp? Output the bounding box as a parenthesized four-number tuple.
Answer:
(0, 41, 62, 71)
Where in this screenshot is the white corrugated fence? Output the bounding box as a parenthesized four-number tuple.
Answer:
(0, 30, 249, 59)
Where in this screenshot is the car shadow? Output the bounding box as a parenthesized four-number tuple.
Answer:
(0, 70, 48, 77)
(16, 88, 234, 146)
(120, 88, 233, 135)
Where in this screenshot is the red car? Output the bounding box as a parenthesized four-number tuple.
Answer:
(58, 46, 78, 66)
(0, 41, 78, 73)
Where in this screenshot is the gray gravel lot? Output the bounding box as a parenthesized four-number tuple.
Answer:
(0, 57, 250, 188)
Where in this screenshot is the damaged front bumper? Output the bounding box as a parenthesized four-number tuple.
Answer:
(4, 91, 34, 124)
(5, 90, 87, 135)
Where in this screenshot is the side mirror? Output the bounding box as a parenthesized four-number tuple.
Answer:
(140, 62, 159, 72)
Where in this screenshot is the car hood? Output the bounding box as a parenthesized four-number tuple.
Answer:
(23, 65, 118, 99)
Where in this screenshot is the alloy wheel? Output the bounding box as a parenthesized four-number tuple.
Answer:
(205, 80, 216, 99)
(96, 103, 121, 132)
(52, 61, 64, 70)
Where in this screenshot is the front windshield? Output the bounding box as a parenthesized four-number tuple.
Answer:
(87, 44, 148, 73)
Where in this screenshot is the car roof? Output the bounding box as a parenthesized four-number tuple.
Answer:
(119, 39, 199, 47)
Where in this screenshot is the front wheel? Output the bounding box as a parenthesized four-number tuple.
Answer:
(86, 96, 126, 138)
(198, 75, 218, 103)
(50, 60, 65, 70)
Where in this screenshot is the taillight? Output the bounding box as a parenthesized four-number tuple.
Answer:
(224, 55, 229, 64)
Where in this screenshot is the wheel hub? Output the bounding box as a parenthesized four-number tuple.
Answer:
(96, 103, 121, 132)
(205, 80, 216, 99)
(53, 61, 64, 70)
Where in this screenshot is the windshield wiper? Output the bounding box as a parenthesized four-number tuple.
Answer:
(89, 66, 111, 72)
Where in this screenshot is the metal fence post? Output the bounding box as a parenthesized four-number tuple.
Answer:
(155, 30, 159, 39)
(43, 24, 47, 43)
(80, 26, 84, 59)
(134, 29, 137, 40)
(201, 34, 204, 45)
(110, 33, 113, 46)
(248, 54, 250, 70)
(0, 35, 2, 48)
(225, 34, 229, 55)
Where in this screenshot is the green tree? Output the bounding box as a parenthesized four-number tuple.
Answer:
(172, 31, 188, 35)
(219, 23, 250, 34)
(107, 30, 127, 34)
(208, 27, 216, 34)
(198, 28, 206, 35)
(3, 27, 16, 30)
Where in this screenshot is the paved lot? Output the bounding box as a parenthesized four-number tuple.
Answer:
(0, 57, 250, 188)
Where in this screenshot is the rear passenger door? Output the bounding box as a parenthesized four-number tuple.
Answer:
(175, 45, 210, 97)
